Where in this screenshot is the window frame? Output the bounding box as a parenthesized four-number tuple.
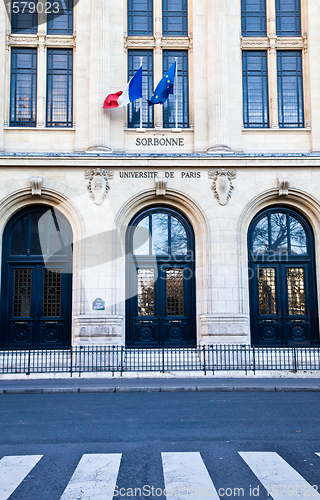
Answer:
(46, 48, 74, 128)
(241, 0, 267, 37)
(242, 50, 269, 129)
(127, 0, 153, 36)
(162, 50, 189, 129)
(162, 0, 188, 37)
(276, 0, 301, 37)
(10, 47, 37, 128)
(127, 50, 154, 129)
(277, 50, 304, 129)
(47, 0, 74, 35)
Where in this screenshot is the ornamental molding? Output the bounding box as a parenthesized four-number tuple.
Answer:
(278, 177, 290, 196)
(30, 176, 43, 196)
(85, 168, 113, 205)
(125, 36, 191, 50)
(208, 169, 236, 206)
(7, 34, 76, 47)
(240, 36, 305, 50)
(155, 177, 168, 196)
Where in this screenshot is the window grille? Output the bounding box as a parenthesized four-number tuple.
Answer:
(162, 0, 188, 36)
(163, 51, 189, 128)
(47, 0, 74, 34)
(242, 51, 269, 128)
(127, 50, 154, 128)
(10, 48, 37, 127)
(127, 0, 153, 36)
(276, 0, 301, 36)
(11, 0, 38, 33)
(277, 50, 304, 128)
(241, 0, 267, 36)
(46, 49, 73, 127)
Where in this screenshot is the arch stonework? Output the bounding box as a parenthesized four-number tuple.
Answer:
(0, 178, 85, 346)
(114, 187, 211, 344)
(238, 187, 320, 343)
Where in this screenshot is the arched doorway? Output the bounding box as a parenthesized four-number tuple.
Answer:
(0, 205, 73, 349)
(248, 206, 319, 346)
(126, 206, 196, 347)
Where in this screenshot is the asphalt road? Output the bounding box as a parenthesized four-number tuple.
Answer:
(0, 392, 320, 499)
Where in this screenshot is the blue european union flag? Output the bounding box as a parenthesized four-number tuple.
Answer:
(148, 61, 176, 106)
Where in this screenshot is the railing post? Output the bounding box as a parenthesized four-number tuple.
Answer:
(253, 346, 256, 375)
(121, 346, 124, 376)
(26, 348, 31, 376)
(293, 346, 297, 372)
(203, 345, 206, 375)
(70, 347, 73, 377)
(162, 346, 165, 374)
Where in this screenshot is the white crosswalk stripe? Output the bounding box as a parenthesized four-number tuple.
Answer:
(0, 455, 43, 500)
(59, 453, 122, 500)
(0, 451, 319, 499)
(161, 452, 220, 500)
(239, 451, 320, 499)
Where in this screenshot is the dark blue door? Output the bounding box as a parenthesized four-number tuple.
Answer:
(0, 205, 72, 349)
(248, 207, 319, 346)
(126, 207, 196, 347)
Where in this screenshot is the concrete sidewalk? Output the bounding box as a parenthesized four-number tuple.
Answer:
(1, 376, 320, 394)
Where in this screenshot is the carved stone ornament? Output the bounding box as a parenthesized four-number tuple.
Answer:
(30, 176, 43, 196)
(278, 177, 290, 196)
(155, 177, 168, 196)
(208, 169, 236, 206)
(85, 168, 113, 205)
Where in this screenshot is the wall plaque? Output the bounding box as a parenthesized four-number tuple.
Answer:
(92, 298, 105, 311)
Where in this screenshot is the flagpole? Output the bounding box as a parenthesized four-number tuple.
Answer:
(172, 57, 180, 132)
(138, 57, 145, 132)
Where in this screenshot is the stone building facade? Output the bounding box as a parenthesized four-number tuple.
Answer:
(0, 0, 320, 349)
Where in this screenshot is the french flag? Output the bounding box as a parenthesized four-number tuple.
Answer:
(103, 66, 143, 109)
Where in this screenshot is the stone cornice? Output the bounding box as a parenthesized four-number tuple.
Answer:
(0, 154, 320, 169)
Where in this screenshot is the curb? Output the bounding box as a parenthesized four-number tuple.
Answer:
(1, 385, 320, 394)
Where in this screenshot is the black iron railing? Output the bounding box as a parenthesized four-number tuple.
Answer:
(0, 345, 320, 375)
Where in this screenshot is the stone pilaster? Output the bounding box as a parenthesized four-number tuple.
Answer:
(87, 0, 112, 151)
(267, 0, 279, 129)
(0, 4, 6, 150)
(154, 3, 162, 129)
(207, 0, 231, 152)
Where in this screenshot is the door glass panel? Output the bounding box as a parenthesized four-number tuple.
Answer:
(287, 267, 306, 315)
(11, 216, 29, 255)
(270, 213, 288, 254)
(152, 213, 168, 255)
(289, 216, 307, 255)
(13, 268, 32, 317)
(30, 213, 43, 255)
(133, 216, 150, 255)
(43, 269, 61, 317)
(137, 268, 155, 316)
(258, 268, 276, 315)
(171, 216, 188, 255)
(166, 268, 184, 316)
(252, 215, 268, 254)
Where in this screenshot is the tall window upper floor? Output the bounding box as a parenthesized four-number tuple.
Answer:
(8, 0, 74, 128)
(241, 0, 306, 130)
(126, 0, 190, 129)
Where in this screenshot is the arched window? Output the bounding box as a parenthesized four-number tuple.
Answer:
(248, 207, 319, 346)
(126, 207, 196, 347)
